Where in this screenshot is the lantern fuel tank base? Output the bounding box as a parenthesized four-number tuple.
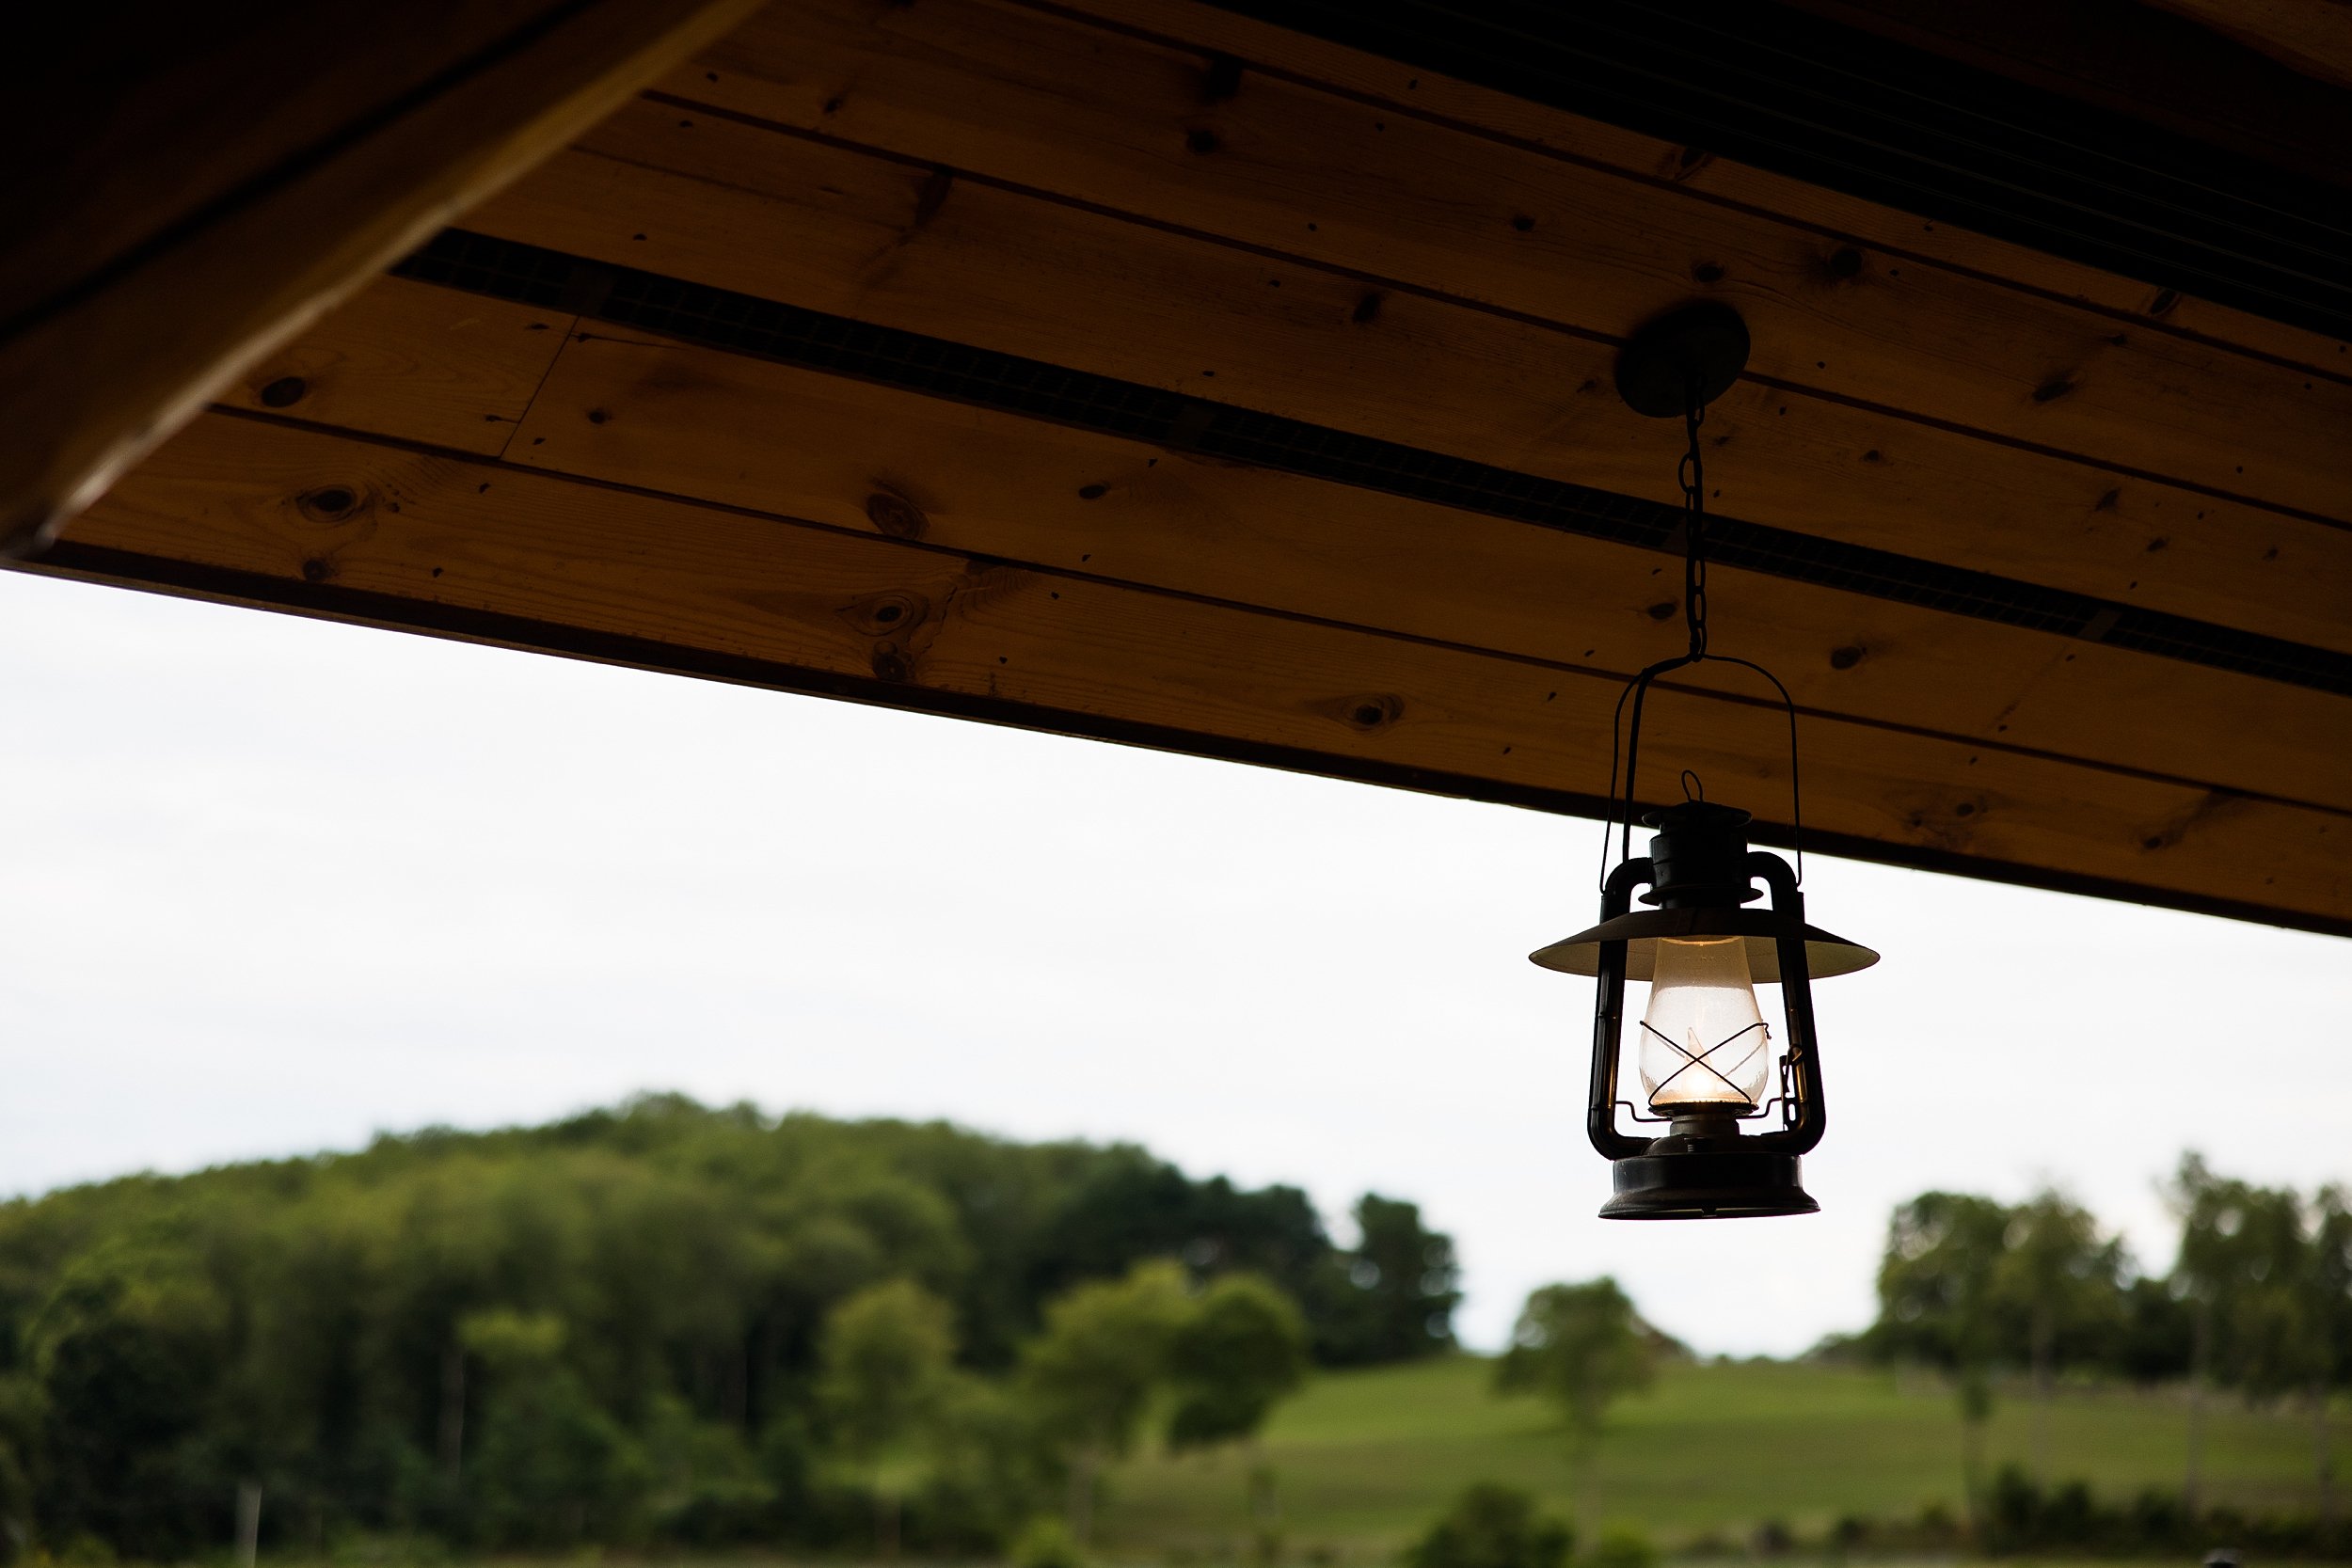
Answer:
(1599, 1148, 1819, 1220)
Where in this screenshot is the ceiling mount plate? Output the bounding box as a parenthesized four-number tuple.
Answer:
(1615, 302, 1751, 419)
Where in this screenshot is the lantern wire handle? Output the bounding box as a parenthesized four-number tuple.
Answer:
(1597, 372, 1804, 892)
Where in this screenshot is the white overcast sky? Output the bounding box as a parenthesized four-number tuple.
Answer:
(2, 568, 2345, 1356)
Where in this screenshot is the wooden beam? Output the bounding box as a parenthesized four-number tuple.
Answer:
(658, 0, 2352, 519)
(39, 412, 2351, 933)
(0, 0, 761, 555)
(468, 104, 2352, 656)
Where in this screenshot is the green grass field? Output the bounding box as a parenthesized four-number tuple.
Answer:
(1098, 1356, 2345, 1560)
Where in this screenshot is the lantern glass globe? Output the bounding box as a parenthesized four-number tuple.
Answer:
(1637, 935, 1772, 1116)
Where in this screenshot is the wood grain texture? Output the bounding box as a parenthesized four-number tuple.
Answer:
(468, 107, 2352, 655)
(1056, 0, 2352, 373)
(663, 0, 2352, 523)
(215, 278, 573, 453)
(43, 413, 2349, 930)
(3, 0, 762, 554)
(501, 329, 2352, 815)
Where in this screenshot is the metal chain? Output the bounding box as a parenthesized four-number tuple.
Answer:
(1678, 388, 1708, 659)
(1597, 368, 1804, 889)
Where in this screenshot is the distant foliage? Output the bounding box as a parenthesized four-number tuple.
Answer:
(1167, 1273, 1311, 1452)
(0, 1094, 1430, 1557)
(1405, 1483, 1573, 1568)
(1019, 1261, 1192, 1472)
(1861, 1160, 2352, 1533)
(1308, 1195, 1463, 1365)
(1495, 1277, 1667, 1454)
(1869, 1189, 2127, 1380)
(1863, 1163, 2352, 1396)
(1585, 1523, 1661, 1568)
(1979, 1465, 2351, 1559)
(1009, 1513, 1089, 1568)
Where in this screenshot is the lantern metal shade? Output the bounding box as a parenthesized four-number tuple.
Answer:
(1529, 907, 1876, 982)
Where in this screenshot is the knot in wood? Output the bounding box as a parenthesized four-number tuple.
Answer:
(296, 485, 365, 523)
(864, 491, 928, 540)
(841, 590, 930, 637)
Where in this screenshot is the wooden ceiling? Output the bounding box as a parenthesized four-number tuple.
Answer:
(22, 0, 2352, 933)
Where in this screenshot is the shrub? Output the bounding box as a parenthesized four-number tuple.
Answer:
(1585, 1524, 1658, 1568)
(1406, 1483, 1573, 1568)
(1010, 1514, 1088, 1568)
(1912, 1500, 1961, 1547)
(1829, 1513, 1871, 1555)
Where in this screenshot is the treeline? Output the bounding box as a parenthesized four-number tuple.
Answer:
(0, 1095, 1461, 1557)
(1847, 1155, 2350, 1523)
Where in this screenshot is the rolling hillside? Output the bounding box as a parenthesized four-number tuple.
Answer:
(1103, 1355, 2343, 1558)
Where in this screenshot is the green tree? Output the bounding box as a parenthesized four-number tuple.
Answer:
(1166, 1273, 1311, 1530)
(1019, 1260, 1190, 1545)
(1870, 1191, 2011, 1525)
(25, 1234, 236, 1557)
(2310, 1187, 2352, 1530)
(1030, 1154, 1333, 1325)
(461, 1308, 649, 1546)
(2169, 1154, 2300, 1514)
(915, 1373, 1057, 1551)
(1311, 1195, 1462, 1365)
(816, 1278, 959, 1558)
(1494, 1278, 1660, 1524)
(1989, 1189, 2126, 1481)
(2186, 1173, 2349, 1530)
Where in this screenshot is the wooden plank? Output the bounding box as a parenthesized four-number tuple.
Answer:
(42, 413, 2352, 931)
(215, 278, 573, 454)
(467, 108, 2352, 656)
(0, 0, 763, 554)
(660, 0, 2352, 521)
(502, 329, 2352, 815)
(1058, 0, 2352, 374)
